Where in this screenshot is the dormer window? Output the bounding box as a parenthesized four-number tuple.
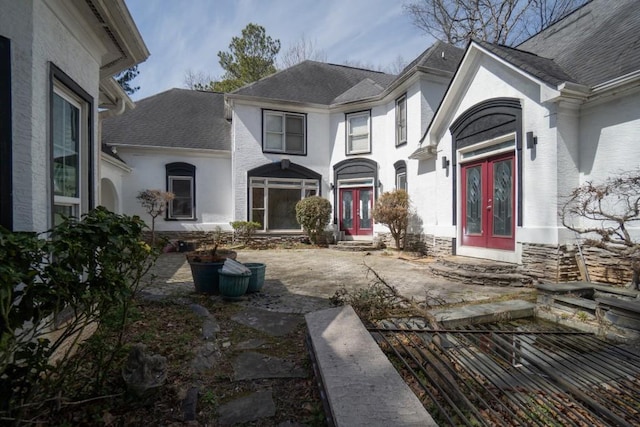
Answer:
(263, 110, 306, 155)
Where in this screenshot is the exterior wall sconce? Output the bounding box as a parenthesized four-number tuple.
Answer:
(330, 183, 335, 190)
(526, 131, 538, 149)
(441, 156, 450, 169)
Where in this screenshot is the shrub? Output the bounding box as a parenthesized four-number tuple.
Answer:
(136, 189, 174, 245)
(295, 196, 332, 245)
(230, 220, 261, 244)
(0, 207, 158, 422)
(372, 189, 410, 250)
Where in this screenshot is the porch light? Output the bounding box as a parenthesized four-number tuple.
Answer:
(441, 156, 450, 169)
(526, 131, 537, 149)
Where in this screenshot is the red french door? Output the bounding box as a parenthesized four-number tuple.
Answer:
(461, 153, 515, 250)
(339, 187, 373, 236)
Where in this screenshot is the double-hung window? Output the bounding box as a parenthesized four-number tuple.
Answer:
(52, 84, 87, 225)
(396, 94, 407, 146)
(263, 110, 306, 155)
(166, 162, 196, 220)
(346, 111, 371, 154)
(395, 160, 407, 191)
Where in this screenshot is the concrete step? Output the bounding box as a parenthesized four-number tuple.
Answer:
(553, 295, 598, 314)
(535, 282, 595, 298)
(305, 306, 437, 426)
(429, 262, 534, 287)
(329, 241, 381, 252)
(430, 300, 536, 328)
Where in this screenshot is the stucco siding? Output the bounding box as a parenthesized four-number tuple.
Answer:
(118, 148, 233, 231)
(2, 0, 101, 231)
(579, 91, 640, 182)
(232, 103, 331, 221)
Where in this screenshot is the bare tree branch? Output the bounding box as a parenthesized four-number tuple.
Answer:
(404, 0, 587, 46)
(561, 170, 640, 288)
(279, 34, 327, 69)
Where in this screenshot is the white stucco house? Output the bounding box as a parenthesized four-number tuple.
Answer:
(102, 89, 233, 232)
(102, 0, 639, 283)
(0, 0, 149, 232)
(103, 42, 463, 237)
(410, 0, 640, 281)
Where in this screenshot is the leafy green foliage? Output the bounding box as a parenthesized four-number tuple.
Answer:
(230, 220, 261, 243)
(212, 23, 280, 92)
(0, 207, 157, 422)
(295, 196, 331, 245)
(115, 65, 140, 95)
(372, 190, 410, 250)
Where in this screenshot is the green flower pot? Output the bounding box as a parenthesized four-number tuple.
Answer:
(218, 270, 251, 300)
(243, 263, 266, 293)
(189, 261, 225, 294)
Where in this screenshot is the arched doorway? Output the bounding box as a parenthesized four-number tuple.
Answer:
(100, 177, 119, 213)
(333, 158, 378, 238)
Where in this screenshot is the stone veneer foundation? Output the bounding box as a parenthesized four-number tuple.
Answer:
(378, 232, 634, 287)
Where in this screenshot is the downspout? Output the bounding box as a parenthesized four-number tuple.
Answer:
(98, 95, 131, 210)
(99, 96, 127, 120)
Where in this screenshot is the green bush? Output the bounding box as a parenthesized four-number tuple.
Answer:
(0, 207, 158, 422)
(372, 189, 410, 250)
(230, 220, 261, 243)
(295, 196, 332, 245)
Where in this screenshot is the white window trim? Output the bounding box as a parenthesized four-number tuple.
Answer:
(249, 177, 319, 231)
(395, 94, 407, 146)
(396, 171, 407, 190)
(262, 110, 306, 155)
(168, 175, 195, 219)
(52, 84, 86, 221)
(346, 111, 371, 155)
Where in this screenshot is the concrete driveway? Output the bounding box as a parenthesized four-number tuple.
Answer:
(144, 248, 533, 313)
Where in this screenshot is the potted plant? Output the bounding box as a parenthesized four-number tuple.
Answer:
(187, 227, 237, 294)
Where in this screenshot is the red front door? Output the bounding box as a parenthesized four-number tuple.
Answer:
(461, 153, 515, 250)
(339, 187, 373, 236)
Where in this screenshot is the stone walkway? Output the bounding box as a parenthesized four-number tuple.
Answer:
(139, 248, 534, 425)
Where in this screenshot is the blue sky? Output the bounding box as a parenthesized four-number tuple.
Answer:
(125, 0, 435, 101)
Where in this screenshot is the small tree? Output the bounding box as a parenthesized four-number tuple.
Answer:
(136, 189, 174, 245)
(372, 190, 410, 250)
(561, 171, 640, 289)
(295, 196, 332, 245)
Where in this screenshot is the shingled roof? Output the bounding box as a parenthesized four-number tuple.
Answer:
(397, 40, 464, 76)
(233, 60, 396, 105)
(517, 0, 640, 87)
(102, 88, 230, 151)
(477, 41, 577, 86)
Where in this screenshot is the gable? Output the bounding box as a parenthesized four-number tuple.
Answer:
(426, 43, 558, 146)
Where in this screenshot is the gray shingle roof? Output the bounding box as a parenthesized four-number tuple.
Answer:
(397, 40, 464, 76)
(102, 88, 230, 151)
(331, 78, 386, 104)
(233, 60, 395, 105)
(477, 41, 577, 86)
(517, 0, 640, 87)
